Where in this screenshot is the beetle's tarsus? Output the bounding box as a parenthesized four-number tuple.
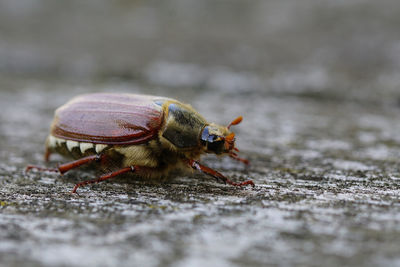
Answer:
(188, 159, 254, 188)
(26, 154, 107, 176)
(25, 165, 59, 173)
(226, 179, 255, 187)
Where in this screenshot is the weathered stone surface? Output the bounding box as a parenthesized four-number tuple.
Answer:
(1, 1, 400, 266)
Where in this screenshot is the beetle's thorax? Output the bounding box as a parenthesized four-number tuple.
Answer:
(159, 100, 207, 150)
(205, 123, 230, 137)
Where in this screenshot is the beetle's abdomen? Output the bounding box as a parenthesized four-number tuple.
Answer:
(46, 135, 110, 159)
(46, 134, 162, 168)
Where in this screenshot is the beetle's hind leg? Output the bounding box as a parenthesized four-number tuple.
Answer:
(26, 154, 105, 174)
(188, 159, 254, 187)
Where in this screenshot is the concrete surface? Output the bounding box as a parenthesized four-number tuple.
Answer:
(1, 1, 400, 266)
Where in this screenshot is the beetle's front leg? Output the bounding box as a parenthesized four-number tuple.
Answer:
(229, 148, 250, 165)
(229, 153, 250, 165)
(188, 159, 254, 187)
(26, 154, 105, 174)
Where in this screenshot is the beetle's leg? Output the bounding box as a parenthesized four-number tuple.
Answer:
(25, 165, 59, 173)
(44, 148, 51, 162)
(26, 154, 104, 174)
(229, 152, 250, 165)
(229, 148, 249, 165)
(72, 166, 136, 193)
(188, 159, 254, 187)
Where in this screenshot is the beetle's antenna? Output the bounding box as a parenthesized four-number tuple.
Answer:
(227, 116, 243, 129)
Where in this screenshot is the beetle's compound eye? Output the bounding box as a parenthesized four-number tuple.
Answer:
(201, 126, 210, 143)
(201, 126, 219, 142)
(201, 126, 225, 154)
(207, 139, 225, 154)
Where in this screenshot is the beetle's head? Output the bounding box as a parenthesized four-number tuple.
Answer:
(200, 116, 243, 155)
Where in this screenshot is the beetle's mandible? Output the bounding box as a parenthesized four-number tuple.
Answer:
(26, 93, 254, 192)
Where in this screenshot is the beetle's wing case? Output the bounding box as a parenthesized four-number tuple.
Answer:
(51, 93, 166, 145)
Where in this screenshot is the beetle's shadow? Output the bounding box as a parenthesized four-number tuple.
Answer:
(60, 168, 255, 198)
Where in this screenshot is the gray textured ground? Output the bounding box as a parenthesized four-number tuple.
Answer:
(1, 1, 400, 266)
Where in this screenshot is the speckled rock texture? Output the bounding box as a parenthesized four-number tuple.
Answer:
(1, 1, 400, 266)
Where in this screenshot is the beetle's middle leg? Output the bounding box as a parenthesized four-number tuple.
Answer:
(26, 154, 105, 174)
(71, 165, 162, 193)
(71, 166, 137, 193)
(188, 159, 255, 187)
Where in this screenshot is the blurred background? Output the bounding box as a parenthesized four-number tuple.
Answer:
(1, 0, 400, 102)
(2, 1, 400, 266)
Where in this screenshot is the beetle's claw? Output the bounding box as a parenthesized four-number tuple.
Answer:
(217, 177, 227, 184)
(224, 177, 255, 187)
(69, 189, 80, 196)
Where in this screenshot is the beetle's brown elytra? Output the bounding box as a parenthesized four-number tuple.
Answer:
(26, 93, 254, 192)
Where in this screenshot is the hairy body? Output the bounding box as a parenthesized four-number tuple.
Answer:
(27, 93, 254, 192)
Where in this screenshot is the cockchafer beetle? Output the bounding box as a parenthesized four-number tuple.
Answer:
(26, 93, 254, 193)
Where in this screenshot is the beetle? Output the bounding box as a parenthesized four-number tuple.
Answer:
(26, 93, 254, 193)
